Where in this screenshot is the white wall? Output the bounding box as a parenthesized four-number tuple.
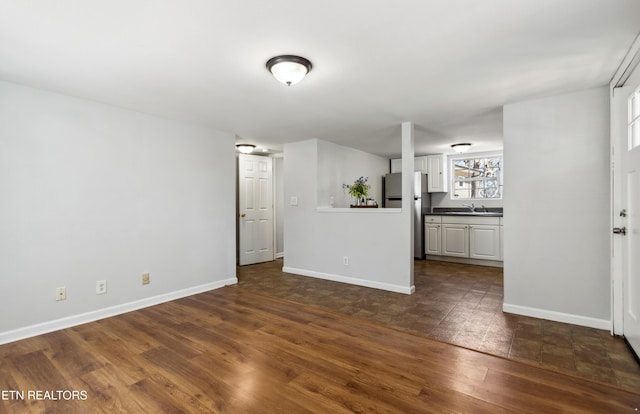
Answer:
(503, 87, 610, 329)
(0, 81, 237, 343)
(283, 139, 412, 293)
(317, 140, 389, 208)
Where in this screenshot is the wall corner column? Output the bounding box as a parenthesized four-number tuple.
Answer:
(401, 121, 415, 287)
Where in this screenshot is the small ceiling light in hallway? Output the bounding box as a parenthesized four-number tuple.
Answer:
(236, 144, 256, 154)
(266, 55, 312, 86)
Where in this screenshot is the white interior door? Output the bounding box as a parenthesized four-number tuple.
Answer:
(613, 61, 640, 356)
(238, 154, 274, 266)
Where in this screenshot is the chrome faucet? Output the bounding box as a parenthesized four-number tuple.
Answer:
(462, 203, 475, 212)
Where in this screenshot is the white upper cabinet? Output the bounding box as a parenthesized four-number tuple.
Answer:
(414, 156, 428, 173)
(390, 158, 402, 173)
(390, 156, 429, 173)
(427, 154, 448, 193)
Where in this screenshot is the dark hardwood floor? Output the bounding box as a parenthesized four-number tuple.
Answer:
(238, 259, 640, 393)
(1, 281, 639, 413)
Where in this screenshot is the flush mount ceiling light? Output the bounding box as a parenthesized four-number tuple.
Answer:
(451, 143, 472, 153)
(266, 55, 312, 86)
(236, 144, 256, 154)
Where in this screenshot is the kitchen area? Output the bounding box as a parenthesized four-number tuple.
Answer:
(383, 152, 503, 267)
(285, 136, 503, 296)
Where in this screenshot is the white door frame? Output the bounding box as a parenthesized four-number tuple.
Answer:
(610, 35, 640, 335)
(272, 153, 285, 259)
(611, 88, 624, 335)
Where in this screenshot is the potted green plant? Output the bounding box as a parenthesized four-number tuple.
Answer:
(343, 176, 370, 206)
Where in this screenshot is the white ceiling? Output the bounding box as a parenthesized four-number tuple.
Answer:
(1, 1, 638, 158)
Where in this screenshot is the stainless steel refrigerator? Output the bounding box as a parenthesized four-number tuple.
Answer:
(383, 172, 431, 259)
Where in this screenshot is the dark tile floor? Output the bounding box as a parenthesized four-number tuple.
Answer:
(236, 259, 640, 393)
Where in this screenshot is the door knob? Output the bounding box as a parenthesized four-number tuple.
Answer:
(613, 227, 626, 235)
(240, 213, 246, 218)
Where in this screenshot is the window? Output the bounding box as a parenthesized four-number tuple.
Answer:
(450, 154, 502, 200)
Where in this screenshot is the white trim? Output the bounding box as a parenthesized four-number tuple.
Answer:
(0, 277, 238, 345)
(426, 255, 503, 268)
(610, 32, 640, 87)
(282, 266, 415, 295)
(503, 303, 611, 331)
(611, 93, 624, 335)
(271, 154, 278, 263)
(448, 150, 503, 161)
(275, 252, 284, 259)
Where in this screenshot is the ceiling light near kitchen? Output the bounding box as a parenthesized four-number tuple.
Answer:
(451, 143, 472, 153)
(266, 55, 312, 86)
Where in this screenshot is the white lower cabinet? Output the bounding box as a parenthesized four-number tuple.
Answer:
(426, 215, 502, 263)
(425, 224, 442, 255)
(442, 224, 469, 257)
(469, 225, 501, 260)
(425, 216, 442, 255)
(424, 220, 442, 256)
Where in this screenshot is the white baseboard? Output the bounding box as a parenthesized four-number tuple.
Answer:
(275, 252, 284, 259)
(282, 266, 414, 295)
(0, 277, 238, 345)
(425, 255, 503, 268)
(503, 303, 611, 330)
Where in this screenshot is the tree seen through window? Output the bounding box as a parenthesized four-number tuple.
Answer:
(451, 155, 502, 200)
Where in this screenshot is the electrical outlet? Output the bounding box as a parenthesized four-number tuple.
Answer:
(343, 256, 349, 266)
(96, 280, 107, 295)
(142, 273, 150, 285)
(56, 287, 66, 301)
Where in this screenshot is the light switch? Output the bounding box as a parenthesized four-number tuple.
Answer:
(290, 196, 298, 206)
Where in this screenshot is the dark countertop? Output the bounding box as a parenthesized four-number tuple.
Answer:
(425, 212, 503, 217)
(425, 208, 503, 217)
